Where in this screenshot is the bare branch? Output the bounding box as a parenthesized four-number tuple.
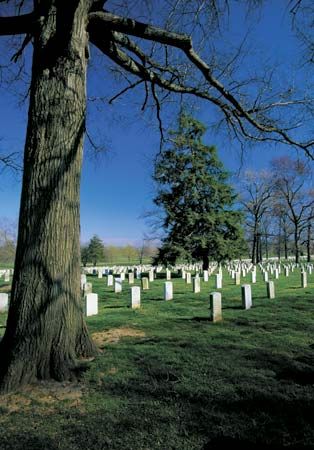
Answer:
(0, 12, 34, 36)
(88, 13, 314, 157)
(88, 11, 191, 48)
(108, 78, 144, 104)
(0, 151, 22, 173)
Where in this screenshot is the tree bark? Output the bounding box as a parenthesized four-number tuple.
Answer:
(277, 217, 282, 260)
(294, 226, 300, 263)
(202, 254, 209, 271)
(251, 225, 257, 264)
(284, 232, 288, 260)
(307, 221, 311, 263)
(0, 0, 98, 393)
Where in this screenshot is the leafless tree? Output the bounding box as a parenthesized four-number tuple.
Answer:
(239, 170, 273, 263)
(271, 199, 294, 260)
(271, 156, 314, 263)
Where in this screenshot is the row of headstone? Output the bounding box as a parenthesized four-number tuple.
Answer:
(80, 257, 312, 317)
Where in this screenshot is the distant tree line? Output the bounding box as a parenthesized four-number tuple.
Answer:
(81, 235, 157, 266)
(0, 219, 16, 265)
(239, 157, 314, 264)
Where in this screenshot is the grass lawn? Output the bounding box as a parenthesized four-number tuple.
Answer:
(0, 268, 314, 449)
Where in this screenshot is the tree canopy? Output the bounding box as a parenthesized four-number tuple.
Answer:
(153, 114, 246, 269)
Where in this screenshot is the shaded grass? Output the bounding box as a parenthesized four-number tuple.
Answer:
(0, 269, 313, 449)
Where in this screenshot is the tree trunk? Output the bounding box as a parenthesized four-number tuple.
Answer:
(294, 226, 300, 264)
(251, 225, 257, 264)
(307, 221, 311, 263)
(277, 217, 281, 260)
(284, 228, 288, 260)
(202, 254, 209, 271)
(0, 0, 98, 393)
(257, 232, 262, 263)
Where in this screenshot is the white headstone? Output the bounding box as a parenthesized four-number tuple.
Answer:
(4, 271, 10, 282)
(141, 277, 149, 290)
(128, 272, 134, 284)
(203, 270, 209, 282)
(83, 282, 93, 295)
(166, 269, 171, 281)
(130, 286, 141, 308)
(241, 284, 252, 310)
(164, 281, 173, 300)
(107, 274, 114, 287)
(149, 269, 154, 282)
(266, 280, 275, 299)
(251, 271, 256, 284)
(0, 293, 9, 312)
(85, 293, 98, 316)
(193, 277, 201, 293)
(209, 292, 222, 322)
(80, 274, 87, 290)
(114, 278, 122, 293)
(215, 274, 222, 289)
(186, 273, 192, 284)
(235, 272, 241, 285)
(301, 271, 307, 288)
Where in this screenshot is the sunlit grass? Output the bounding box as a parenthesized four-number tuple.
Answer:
(0, 267, 313, 449)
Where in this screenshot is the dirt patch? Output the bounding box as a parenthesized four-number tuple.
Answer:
(0, 380, 84, 414)
(92, 327, 146, 348)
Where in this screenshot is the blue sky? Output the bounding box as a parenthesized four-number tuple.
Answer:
(0, 1, 310, 245)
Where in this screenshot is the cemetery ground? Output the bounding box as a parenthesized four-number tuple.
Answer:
(0, 269, 314, 449)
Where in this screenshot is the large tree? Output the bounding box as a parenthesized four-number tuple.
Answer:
(0, 0, 313, 392)
(239, 170, 273, 264)
(86, 234, 105, 265)
(271, 156, 314, 263)
(153, 114, 245, 269)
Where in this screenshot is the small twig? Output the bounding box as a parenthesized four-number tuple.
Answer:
(108, 79, 144, 104)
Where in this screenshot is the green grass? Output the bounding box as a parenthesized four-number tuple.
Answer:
(0, 269, 314, 449)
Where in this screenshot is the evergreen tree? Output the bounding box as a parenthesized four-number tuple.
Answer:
(87, 235, 105, 266)
(153, 114, 246, 269)
(81, 245, 90, 267)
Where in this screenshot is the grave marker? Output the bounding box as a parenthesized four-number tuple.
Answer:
(107, 274, 114, 287)
(193, 277, 201, 293)
(209, 292, 222, 322)
(241, 284, 252, 310)
(85, 293, 98, 316)
(164, 281, 173, 300)
(130, 286, 141, 308)
(266, 280, 275, 299)
(215, 274, 222, 289)
(114, 278, 122, 293)
(142, 277, 149, 290)
(301, 271, 307, 288)
(0, 293, 9, 312)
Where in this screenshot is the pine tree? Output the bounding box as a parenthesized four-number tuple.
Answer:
(153, 114, 246, 269)
(81, 245, 90, 267)
(87, 235, 105, 266)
